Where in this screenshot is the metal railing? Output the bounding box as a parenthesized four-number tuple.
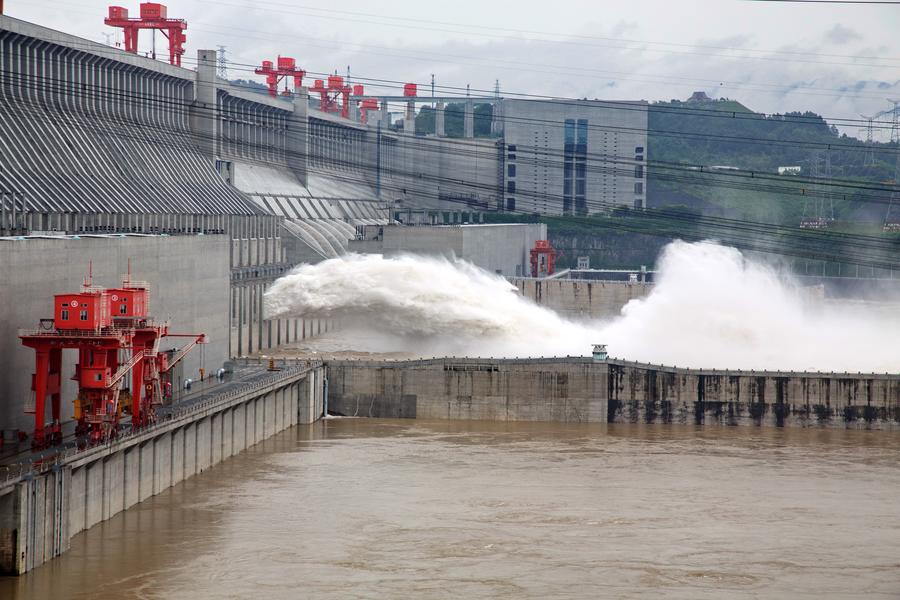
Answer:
(0, 359, 323, 487)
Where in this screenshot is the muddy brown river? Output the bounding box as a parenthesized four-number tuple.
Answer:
(2, 419, 899, 599)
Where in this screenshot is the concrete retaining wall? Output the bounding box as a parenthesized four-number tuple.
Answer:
(608, 361, 900, 429)
(0, 365, 325, 575)
(325, 358, 900, 430)
(326, 359, 607, 422)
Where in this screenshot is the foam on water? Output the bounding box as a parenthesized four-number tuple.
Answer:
(264, 240, 900, 372)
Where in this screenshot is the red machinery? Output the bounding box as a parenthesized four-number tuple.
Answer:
(255, 56, 306, 98)
(530, 240, 557, 278)
(104, 3, 187, 66)
(312, 75, 353, 118)
(20, 270, 206, 449)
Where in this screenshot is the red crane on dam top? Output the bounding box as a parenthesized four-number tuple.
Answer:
(312, 75, 354, 118)
(255, 57, 306, 98)
(20, 267, 206, 449)
(104, 3, 187, 66)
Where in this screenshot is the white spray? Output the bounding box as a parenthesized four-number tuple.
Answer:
(264, 241, 900, 372)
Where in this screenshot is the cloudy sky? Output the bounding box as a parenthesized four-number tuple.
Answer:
(7, 0, 900, 138)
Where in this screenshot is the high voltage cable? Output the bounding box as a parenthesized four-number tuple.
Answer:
(8, 14, 900, 104)
(3, 63, 898, 169)
(33, 0, 900, 67)
(2, 66, 899, 209)
(1, 34, 896, 128)
(3, 67, 899, 213)
(1, 68, 898, 268)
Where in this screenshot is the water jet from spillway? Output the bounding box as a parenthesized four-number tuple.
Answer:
(264, 241, 900, 373)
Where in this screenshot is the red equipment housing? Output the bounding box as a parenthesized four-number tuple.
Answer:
(530, 240, 557, 278)
(254, 56, 306, 98)
(20, 271, 206, 449)
(359, 98, 380, 124)
(104, 3, 187, 66)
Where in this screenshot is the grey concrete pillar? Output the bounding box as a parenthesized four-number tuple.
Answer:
(190, 49, 219, 160)
(287, 87, 309, 186)
(491, 99, 503, 136)
(404, 100, 415, 134)
(464, 100, 474, 138)
(435, 102, 445, 137)
(380, 100, 391, 128)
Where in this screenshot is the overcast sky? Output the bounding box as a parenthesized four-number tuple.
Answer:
(7, 0, 900, 138)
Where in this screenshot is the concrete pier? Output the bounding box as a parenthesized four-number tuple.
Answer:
(0, 363, 325, 575)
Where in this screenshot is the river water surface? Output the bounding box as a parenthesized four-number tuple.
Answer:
(3, 418, 899, 599)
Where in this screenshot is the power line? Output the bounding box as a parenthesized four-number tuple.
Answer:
(1, 65, 897, 269)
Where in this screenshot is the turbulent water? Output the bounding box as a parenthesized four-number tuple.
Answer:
(264, 240, 900, 372)
(5, 420, 900, 600)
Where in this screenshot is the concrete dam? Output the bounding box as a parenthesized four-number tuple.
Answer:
(326, 358, 900, 429)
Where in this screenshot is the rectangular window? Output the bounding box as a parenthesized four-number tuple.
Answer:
(635, 155, 644, 161)
(507, 181, 516, 193)
(120, 303, 128, 315)
(634, 182, 644, 194)
(574, 161, 586, 179)
(507, 153, 516, 160)
(576, 119, 588, 145)
(564, 119, 575, 145)
(635, 165, 644, 179)
(508, 164, 516, 177)
(635, 146, 644, 154)
(61, 309, 69, 321)
(507, 144, 517, 152)
(634, 198, 644, 210)
(80, 309, 88, 321)
(506, 197, 516, 211)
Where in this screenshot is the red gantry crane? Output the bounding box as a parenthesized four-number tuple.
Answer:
(104, 3, 187, 66)
(20, 267, 206, 449)
(255, 56, 306, 98)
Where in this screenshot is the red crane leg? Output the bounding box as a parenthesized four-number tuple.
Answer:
(32, 349, 49, 449)
(132, 355, 143, 428)
(49, 348, 62, 445)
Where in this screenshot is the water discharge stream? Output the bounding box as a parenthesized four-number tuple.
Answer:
(265, 240, 900, 372)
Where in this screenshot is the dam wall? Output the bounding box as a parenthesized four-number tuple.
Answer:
(326, 359, 606, 422)
(0, 362, 326, 575)
(608, 361, 900, 429)
(325, 358, 900, 430)
(509, 278, 652, 320)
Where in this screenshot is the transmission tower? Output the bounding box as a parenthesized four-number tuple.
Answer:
(885, 150, 900, 232)
(889, 98, 900, 145)
(216, 45, 228, 79)
(859, 114, 876, 166)
(800, 149, 833, 229)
